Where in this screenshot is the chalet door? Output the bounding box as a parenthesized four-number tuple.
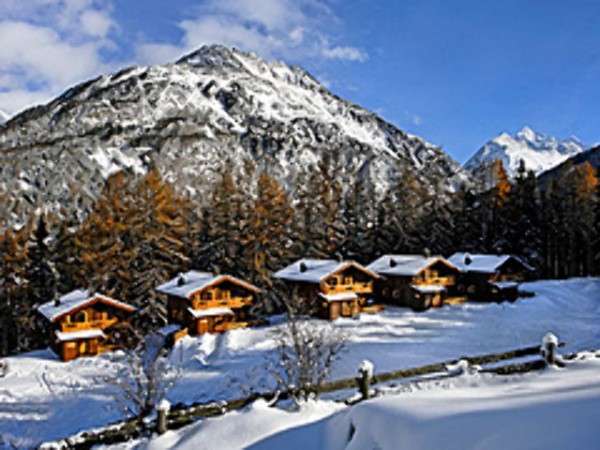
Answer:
(329, 302, 341, 320)
(63, 342, 77, 361)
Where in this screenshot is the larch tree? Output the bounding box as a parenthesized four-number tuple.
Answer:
(244, 171, 294, 312)
(0, 226, 29, 355)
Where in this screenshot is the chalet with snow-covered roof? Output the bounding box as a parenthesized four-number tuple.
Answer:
(37, 290, 136, 362)
(273, 259, 381, 320)
(367, 255, 463, 310)
(156, 271, 261, 335)
(447, 253, 534, 301)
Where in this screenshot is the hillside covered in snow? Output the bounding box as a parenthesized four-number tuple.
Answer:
(0, 44, 465, 227)
(136, 353, 600, 450)
(465, 126, 585, 176)
(1, 277, 599, 448)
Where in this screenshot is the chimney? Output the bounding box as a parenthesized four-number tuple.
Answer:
(214, 266, 221, 275)
(54, 296, 61, 307)
(338, 254, 344, 263)
(424, 248, 432, 258)
(464, 253, 472, 266)
(299, 262, 307, 273)
(389, 258, 397, 268)
(177, 274, 186, 286)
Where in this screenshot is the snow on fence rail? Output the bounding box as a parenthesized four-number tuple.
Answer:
(39, 341, 571, 450)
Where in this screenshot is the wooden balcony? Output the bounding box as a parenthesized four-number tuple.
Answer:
(214, 321, 248, 333)
(60, 318, 118, 332)
(414, 276, 455, 286)
(193, 296, 253, 310)
(322, 281, 373, 295)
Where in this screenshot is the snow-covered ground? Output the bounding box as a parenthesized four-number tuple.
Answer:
(124, 352, 600, 450)
(1, 278, 599, 447)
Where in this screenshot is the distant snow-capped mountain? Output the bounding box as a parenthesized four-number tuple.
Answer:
(465, 126, 585, 176)
(0, 44, 467, 228)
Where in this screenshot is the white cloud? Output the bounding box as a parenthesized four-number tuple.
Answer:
(79, 9, 115, 38)
(0, 0, 117, 114)
(411, 114, 423, 126)
(0, 0, 366, 115)
(322, 45, 368, 62)
(0, 21, 102, 87)
(136, 0, 367, 66)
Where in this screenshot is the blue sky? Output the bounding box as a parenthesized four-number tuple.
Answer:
(0, 0, 598, 162)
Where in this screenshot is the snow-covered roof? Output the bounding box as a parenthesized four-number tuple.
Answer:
(37, 289, 135, 322)
(55, 329, 106, 342)
(489, 281, 519, 290)
(448, 253, 533, 274)
(156, 270, 260, 299)
(318, 292, 358, 302)
(367, 255, 457, 277)
(187, 307, 234, 318)
(273, 259, 379, 284)
(410, 284, 446, 294)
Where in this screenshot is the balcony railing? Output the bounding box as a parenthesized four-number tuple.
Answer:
(214, 321, 248, 333)
(193, 296, 253, 310)
(322, 281, 373, 295)
(61, 317, 118, 332)
(414, 276, 455, 286)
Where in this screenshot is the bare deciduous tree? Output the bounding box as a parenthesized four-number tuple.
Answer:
(269, 314, 346, 403)
(104, 334, 181, 425)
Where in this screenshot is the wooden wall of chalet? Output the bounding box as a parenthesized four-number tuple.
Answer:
(60, 338, 101, 362)
(373, 275, 445, 311)
(47, 301, 134, 360)
(455, 258, 531, 301)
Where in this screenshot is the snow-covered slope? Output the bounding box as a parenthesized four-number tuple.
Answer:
(137, 354, 600, 450)
(0, 44, 465, 227)
(2, 278, 599, 447)
(465, 126, 585, 176)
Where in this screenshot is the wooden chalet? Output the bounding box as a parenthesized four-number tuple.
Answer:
(37, 290, 136, 362)
(367, 255, 463, 310)
(447, 253, 534, 301)
(273, 259, 381, 320)
(156, 270, 261, 335)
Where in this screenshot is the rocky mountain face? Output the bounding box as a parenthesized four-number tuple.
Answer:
(0, 44, 465, 227)
(465, 126, 585, 177)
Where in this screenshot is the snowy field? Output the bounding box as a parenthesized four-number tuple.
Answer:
(130, 351, 600, 450)
(1, 278, 599, 447)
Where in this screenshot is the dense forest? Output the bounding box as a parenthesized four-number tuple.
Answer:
(0, 152, 598, 356)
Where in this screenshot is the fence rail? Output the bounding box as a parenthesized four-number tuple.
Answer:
(40, 342, 569, 450)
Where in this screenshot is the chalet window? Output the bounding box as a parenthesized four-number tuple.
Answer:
(200, 291, 213, 300)
(343, 276, 352, 285)
(329, 278, 338, 286)
(74, 311, 87, 323)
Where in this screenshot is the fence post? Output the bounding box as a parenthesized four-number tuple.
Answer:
(358, 360, 374, 400)
(156, 399, 170, 435)
(541, 332, 558, 366)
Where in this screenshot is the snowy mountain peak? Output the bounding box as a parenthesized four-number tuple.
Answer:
(177, 44, 242, 69)
(516, 125, 538, 142)
(465, 127, 586, 176)
(0, 43, 465, 227)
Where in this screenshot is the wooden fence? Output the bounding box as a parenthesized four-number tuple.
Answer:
(39, 342, 568, 450)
